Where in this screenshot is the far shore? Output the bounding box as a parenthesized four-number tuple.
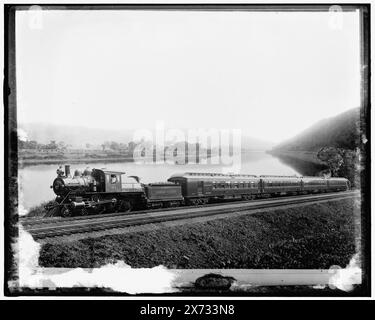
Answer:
(18, 155, 212, 167)
(19, 156, 135, 167)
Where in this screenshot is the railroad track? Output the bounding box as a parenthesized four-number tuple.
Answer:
(20, 190, 358, 226)
(22, 191, 359, 240)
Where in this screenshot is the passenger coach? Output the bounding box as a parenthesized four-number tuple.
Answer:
(168, 172, 262, 204)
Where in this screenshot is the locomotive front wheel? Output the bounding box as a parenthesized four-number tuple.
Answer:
(61, 205, 72, 218)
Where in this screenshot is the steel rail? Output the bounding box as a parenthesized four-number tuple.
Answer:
(23, 191, 358, 240)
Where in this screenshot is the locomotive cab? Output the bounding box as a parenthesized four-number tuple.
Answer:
(91, 169, 143, 193)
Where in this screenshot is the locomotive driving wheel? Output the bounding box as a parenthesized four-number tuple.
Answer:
(118, 200, 132, 213)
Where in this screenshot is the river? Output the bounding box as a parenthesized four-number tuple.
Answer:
(18, 151, 321, 211)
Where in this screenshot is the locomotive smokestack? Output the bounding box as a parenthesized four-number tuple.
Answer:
(65, 165, 71, 177)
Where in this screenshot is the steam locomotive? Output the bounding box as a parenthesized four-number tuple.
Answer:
(48, 164, 350, 217)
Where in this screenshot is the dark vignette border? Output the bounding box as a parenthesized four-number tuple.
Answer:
(4, 4, 18, 296)
(359, 2, 371, 298)
(3, 3, 371, 297)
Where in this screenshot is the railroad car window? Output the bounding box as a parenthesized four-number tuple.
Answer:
(110, 174, 117, 184)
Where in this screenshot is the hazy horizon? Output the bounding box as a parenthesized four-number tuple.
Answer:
(18, 106, 359, 149)
(16, 9, 361, 143)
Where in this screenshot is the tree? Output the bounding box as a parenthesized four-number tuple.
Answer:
(44, 140, 58, 150)
(109, 141, 120, 151)
(101, 141, 112, 151)
(317, 146, 360, 188)
(128, 141, 136, 153)
(58, 141, 67, 150)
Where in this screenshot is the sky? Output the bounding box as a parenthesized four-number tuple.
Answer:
(16, 9, 361, 143)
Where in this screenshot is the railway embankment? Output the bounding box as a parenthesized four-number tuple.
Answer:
(38, 198, 359, 269)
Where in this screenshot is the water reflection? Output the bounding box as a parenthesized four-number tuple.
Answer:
(271, 153, 328, 176)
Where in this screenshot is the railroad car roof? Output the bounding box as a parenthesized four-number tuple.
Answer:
(147, 182, 178, 186)
(93, 168, 126, 175)
(169, 172, 260, 180)
(261, 177, 302, 181)
(170, 173, 347, 181)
